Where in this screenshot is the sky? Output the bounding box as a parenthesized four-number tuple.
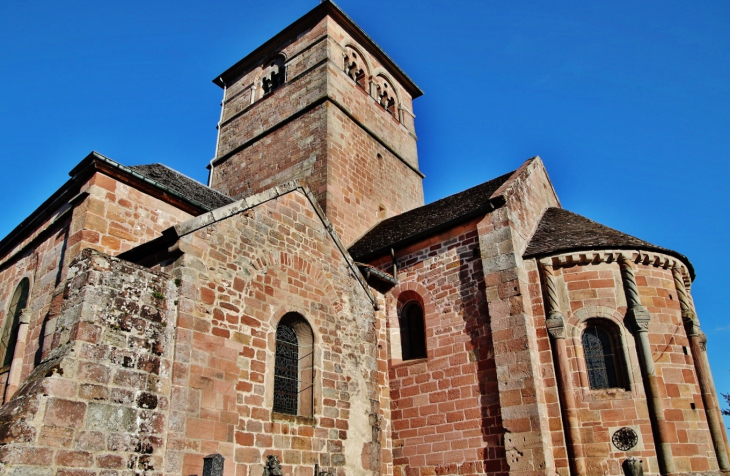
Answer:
(1, 1, 730, 421)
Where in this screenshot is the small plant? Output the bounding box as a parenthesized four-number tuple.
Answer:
(151, 291, 165, 300)
(174, 278, 181, 287)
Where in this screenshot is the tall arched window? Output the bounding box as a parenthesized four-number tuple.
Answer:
(400, 301, 426, 360)
(1, 279, 29, 370)
(273, 313, 314, 417)
(582, 323, 621, 389)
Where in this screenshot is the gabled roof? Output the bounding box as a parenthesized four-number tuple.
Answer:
(524, 207, 694, 277)
(0, 152, 233, 262)
(213, 0, 423, 99)
(129, 163, 233, 211)
(348, 171, 514, 261)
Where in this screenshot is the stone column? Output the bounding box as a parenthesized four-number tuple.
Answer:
(4, 308, 31, 403)
(539, 262, 586, 476)
(672, 266, 730, 471)
(618, 256, 675, 475)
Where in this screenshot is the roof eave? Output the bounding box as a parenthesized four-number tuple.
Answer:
(523, 245, 695, 281)
(351, 196, 506, 262)
(0, 152, 220, 263)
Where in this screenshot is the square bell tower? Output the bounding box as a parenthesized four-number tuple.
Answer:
(208, 1, 424, 246)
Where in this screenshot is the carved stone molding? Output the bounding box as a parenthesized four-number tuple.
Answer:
(540, 249, 690, 280)
(538, 261, 567, 339)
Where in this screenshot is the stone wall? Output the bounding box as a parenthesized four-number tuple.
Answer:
(0, 248, 176, 475)
(475, 158, 560, 475)
(67, 172, 195, 259)
(152, 186, 384, 476)
(526, 256, 724, 475)
(371, 219, 508, 476)
(0, 218, 70, 402)
(0, 171, 194, 406)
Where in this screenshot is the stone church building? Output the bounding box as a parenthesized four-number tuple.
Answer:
(0, 2, 727, 476)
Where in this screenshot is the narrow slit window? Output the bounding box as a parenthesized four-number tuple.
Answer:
(1, 278, 29, 370)
(400, 301, 426, 360)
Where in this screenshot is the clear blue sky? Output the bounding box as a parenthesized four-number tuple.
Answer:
(1, 1, 729, 420)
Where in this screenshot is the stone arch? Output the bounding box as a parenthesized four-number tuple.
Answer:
(568, 306, 640, 395)
(1, 276, 32, 402)
(389, 282, 435, 362)
(343, 43, 371, 91)
(271, 312, 315, 417)
(239, 250, 342, 420)
(247, 250, 342, 318)
(2, 277, 31, 365)
(373, 72, 400, 119)
(260, 53, 286, 96)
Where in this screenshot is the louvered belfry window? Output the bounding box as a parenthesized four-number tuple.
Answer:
(1, 278, 29, 369)
(583, 325, 620, 389)
(273, 314, 314, 416)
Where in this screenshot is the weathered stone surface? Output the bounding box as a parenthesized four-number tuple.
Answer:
(0, 250, 176, 475)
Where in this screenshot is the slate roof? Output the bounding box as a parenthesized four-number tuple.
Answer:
(524, 207, 693, 276)
(348, 170, 514, 260)
(129, 163, 234, 211)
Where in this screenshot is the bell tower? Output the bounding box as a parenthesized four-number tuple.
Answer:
(207, 1, 424, 246)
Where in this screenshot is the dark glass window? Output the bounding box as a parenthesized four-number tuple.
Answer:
(583, 325, 620, 389)
(273, 314, 314, 417)
(273, 323, 299, 414)
(1, 279, 29, 369)
(400, 301, 426, 360)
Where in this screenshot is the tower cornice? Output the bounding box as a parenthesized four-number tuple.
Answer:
(212, 0, 423, 99)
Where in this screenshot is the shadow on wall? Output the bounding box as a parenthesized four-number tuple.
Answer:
(461, 254, 509, 474)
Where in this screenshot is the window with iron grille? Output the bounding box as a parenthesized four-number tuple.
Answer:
(400, 301, 426, 361)
(273, 313, 314, 416)
(582, 324, 620, 389)
(1, 278, 29, 370)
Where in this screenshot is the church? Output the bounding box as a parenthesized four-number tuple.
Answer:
(0, 2, 727, 476)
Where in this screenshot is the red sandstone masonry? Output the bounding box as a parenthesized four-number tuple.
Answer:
(210, 16, 423, 247)
(0, 171, 194, 406)
(525, 257, 724, 475)
(154, 188, 382, 476)
(0, 249, 177, 476)
(67, 172, 194, 259)
(369, 219, 508, 476)
(476, 158, 560, 475)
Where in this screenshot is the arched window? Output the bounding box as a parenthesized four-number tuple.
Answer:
(262, 54, 286, 95)
(1, 279, 29, 370)
(375, 76, 398, 119)
(400, 301, 426, 360)
(344, 46, 368, 90)
(273, 313, 314, 417)
(582, 323, 621, 389)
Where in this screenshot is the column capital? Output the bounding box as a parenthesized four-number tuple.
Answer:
(546, 311, 566, 339)
(626, 305, 651, 333)
(19, 309, 31, 325)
